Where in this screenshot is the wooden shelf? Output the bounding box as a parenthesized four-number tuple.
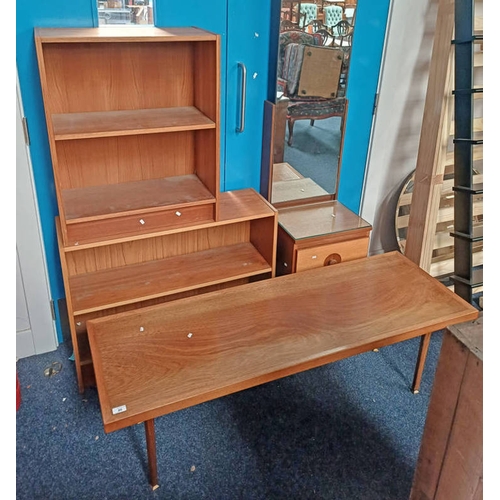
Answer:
(70, 242, 272, 315)
(62, 175, 215, 222)
(53, 107, 215, 141)
(61, 188, 276, 250)
(35, 26, 217, 43)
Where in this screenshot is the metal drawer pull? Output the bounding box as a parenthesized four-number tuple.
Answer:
(236, 62, 247, 133)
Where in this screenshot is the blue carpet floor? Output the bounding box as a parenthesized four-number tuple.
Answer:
(17, 329, 445, 500)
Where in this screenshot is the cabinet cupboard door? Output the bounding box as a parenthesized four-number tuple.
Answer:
(155, 0, 272, 193)
(224, 0, 272, 191)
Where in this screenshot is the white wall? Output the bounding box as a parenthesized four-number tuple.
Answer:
(361, 0, 438, 255)
(16, 76, 58, 358)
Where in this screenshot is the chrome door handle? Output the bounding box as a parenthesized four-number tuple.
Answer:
(236, 62, 247, 133)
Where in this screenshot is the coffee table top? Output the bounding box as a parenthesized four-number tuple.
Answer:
(88, 251, 477, 432)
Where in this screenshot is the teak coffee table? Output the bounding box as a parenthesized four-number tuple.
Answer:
(87, 252, 478, 489)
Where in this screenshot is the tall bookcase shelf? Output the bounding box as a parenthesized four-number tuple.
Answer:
(36, 27, 278, 393)
(35, 26, 221, 247)
(52, 106, 215, 140)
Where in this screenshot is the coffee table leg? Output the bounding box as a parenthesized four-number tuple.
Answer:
(412, 333, 431, 394)
(145, 419, 159, 490)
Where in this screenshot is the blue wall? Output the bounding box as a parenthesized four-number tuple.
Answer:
(16, 0, 99, 342)
(338, 0, 391, 213)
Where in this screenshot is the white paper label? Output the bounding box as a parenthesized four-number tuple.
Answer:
(112, 405, 127, 415)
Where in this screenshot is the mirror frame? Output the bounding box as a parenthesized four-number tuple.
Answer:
(261, 0, 356, 209)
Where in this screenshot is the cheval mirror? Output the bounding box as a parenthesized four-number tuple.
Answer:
(263, 0, 357, 207)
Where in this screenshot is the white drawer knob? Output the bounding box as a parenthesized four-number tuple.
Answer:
(175, 211, 182, 217)
(139, 219, 145, 225)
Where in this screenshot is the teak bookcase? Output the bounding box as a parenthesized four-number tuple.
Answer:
(35, 27, 278, 392)
(35, 27, 221, 247)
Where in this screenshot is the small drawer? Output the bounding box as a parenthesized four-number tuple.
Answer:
(295, 237, 369, 272)
(64, 203, 215, 246)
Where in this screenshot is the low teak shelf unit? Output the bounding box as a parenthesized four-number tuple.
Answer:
(56, 188, 277, 392)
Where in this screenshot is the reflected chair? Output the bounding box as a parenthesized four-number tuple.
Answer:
(277, 30, 347, 148)
(323, 5, 343, 34)
(299, 3, 318, 28)
(330, 20, 353, 92)
(287, 98, 347, 146)
(280, 19, 301, 32)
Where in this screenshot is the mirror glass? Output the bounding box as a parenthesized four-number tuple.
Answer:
(96, 1, 154, 26)
(270, 1, 357, 206)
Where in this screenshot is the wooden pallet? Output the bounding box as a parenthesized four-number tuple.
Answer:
(396, 162, 483, 286)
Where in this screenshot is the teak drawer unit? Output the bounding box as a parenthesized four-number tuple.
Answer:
(57, 188, 278, 392)
(35, 27, 221, 247)
(276, 200, 372, 275)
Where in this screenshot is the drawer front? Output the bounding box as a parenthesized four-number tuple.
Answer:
(295, 237, 369, 272)
(64, 204, 215, 246)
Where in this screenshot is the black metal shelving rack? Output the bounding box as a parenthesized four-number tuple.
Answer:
(451, 0, 483, 304)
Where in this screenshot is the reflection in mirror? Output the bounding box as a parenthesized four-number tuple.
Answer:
(96, 0, 154, 26)
(270, 1, 356, 206)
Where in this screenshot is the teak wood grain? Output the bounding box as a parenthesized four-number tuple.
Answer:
(56, 188, 278, 393)
(61, 188, 276, 251)
(87, 251, 478, 434)
(52, 107, 215, 140)
(35, 27, 217, 43)
(35, 26, 221, 246)
(295, 238, 370, 271)
(278, 200, 372, 242)
(62, 175, 214, 222)
(70, 242, 272, 315)
(56, 132, 198, 191)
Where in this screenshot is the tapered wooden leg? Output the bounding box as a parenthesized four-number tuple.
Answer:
(145, 419, 159, 490)
(412, 333, 431, 394)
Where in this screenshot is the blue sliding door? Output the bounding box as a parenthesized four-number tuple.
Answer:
(224, 1, 272, 191)
(156, 1, 272, 192)
(154, 0, 228, 188)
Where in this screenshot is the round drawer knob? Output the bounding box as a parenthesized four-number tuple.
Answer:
(324, 253, 342, 266)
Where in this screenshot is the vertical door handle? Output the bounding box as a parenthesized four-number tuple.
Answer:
(236, 62, 247, 133)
